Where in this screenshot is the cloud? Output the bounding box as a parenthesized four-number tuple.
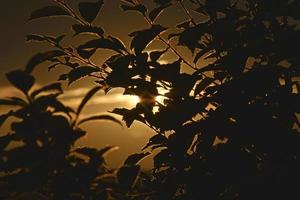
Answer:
(60, 87, 140, 108)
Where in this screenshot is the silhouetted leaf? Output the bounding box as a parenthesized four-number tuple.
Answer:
(78, 36, 127, 54)
(78, 114, 122, 126)
(154, 0, 172, 6)
(149, 3, 171, 22)
(25, 50, 66, 73)
(76, 86, 101, 116)
(117, 165, 140, 190)
(124, 152, 151, 166)
(111, 108, 145, 127)
(28, 6, 70, 21)
(0, 98, 26, 107)
(31, 82, 63, 98)
(77, 48, 97, 59)
(68, 66, 99, 85)
(0, 111, 14, 127)
(142, 134, 168, 150)
(120, 4, 147, 15)
(98, 146, 119, 157)
(72, 24, 104, 37)
(150, 48, 169, 61)
(121, 0, 135, 5)
(79, 0, 104, 23)
(129, 25, 167, 54)
(194, 77, 214, 95)
(6, 70, 35, 94)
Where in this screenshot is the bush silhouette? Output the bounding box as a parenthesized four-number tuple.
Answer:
(1, 0, 300, 199)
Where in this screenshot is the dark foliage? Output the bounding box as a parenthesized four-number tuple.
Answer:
(1, 0, 300, 199)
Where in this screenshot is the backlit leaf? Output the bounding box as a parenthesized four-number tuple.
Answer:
(25, 50, 66, 73)
(72, 24, 104, 37)
(78, 114, 122, 126)
(149, 3, 171, 22)
(124, 152, 151, 166)
(68, 66, 99, 85)
(79, 0, 104, 23)
(120, 4, 147, 15)
(76, 86, 101, 116)
(129, 25, 167, 54)
(6, 70, 35, 94)
(29, 6, 70, 21)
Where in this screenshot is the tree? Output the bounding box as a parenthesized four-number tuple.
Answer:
(1, 0, 300, 199)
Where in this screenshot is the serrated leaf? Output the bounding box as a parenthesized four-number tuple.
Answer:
(78, 114, 122, 126)
(124, 152, 151, 166)
(25, 50, 66, 73)
(120, 4, 147, 15)
(28, 6, 70, 21)
(129, 25, 167, 54)
(79, 0, 104, 23)
(76, 86, 101, 116)
(149, 3, 171, 22)
(6, 70, 35, 94)
(117, 165, 141, 190)
(72, 24, 104, 37)
(78, 36, 127, 54)
(31, 82, 63, 98)
(68, 66, 99, 85)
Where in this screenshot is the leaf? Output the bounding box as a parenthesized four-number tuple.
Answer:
(111, 108, 145, 127)
(76, 86, 101, 116)
(31, 82, 63, 98)
(72, 24, 104, 37)
(25, 50, 66, 73)
(28, 6, 70, 21)
(6, 70, 35, 94)
(98, 146, 119, 157)
(78, 36, 127, 54)
(78, 114, 122, 126)
(0, 111, 14, 127)
(79, 0, 104, 23)
(120, 4, 147, 15)
(68, 66, 99, 85)
(0, 98, 27, 107)
(194, 77, 215, 95)
(0, 134, 13, 150)
(154, 0, 172, 6)
(117, 165, 141, 190)
(149, 3, 171, 22)
(150, 48, 169, 61)
(129, 25, 167, 54)
(77, 48, 97, 59)
(120, 0, 135, 5)
(124, 152, 151, 166)
(142, 134, 168, 150)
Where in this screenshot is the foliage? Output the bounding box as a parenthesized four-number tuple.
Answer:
(0, 70, 151, 200)
(2, 0, 300, 199)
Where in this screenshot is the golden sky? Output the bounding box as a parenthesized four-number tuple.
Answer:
(0, 0, 203, 168)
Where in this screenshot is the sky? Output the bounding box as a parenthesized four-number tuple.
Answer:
(0, 0, 200, 168)
(0, 0, 156, 168)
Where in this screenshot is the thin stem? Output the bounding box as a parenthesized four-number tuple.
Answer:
(178, 0, 197, 26)
(54, 0, 90, 26)
(142, 14, 198, 71)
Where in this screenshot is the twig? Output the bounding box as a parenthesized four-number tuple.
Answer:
(54, 0, 90, 26)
